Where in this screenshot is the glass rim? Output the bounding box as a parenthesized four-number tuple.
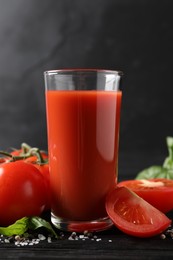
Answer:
(44, 68, 123, 77)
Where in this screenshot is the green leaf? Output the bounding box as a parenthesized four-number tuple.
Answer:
(135, 136, 173, 180)
(135, 166, 170, 180)
(163, 136, 173, 170)
(165, 169, 173, 179)
(28, 216, 58, 238)
(0, 217, 29, 236)
(0, 216, 58, 238)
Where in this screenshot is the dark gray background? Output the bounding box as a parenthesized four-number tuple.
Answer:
(0, 0, 173, 174)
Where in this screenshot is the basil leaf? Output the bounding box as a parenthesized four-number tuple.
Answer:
(165, 169, 173, 179)
(135, 166, 169, 180)
(136, 137, 173, 180)
(163, 136, 173, 170)
(0, 217, 29, 236)
(28, 216, 58, 238)
(0, 216, 58, 238)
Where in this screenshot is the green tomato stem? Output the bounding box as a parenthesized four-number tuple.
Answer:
(0, 151, 29, 162)
(21, 143, 32, 154)
(29, 148, 48, 165)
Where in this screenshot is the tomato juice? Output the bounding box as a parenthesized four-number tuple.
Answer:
(46, 90, 122, 221)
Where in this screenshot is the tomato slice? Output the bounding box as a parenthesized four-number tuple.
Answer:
(118, 178, 173, 213)
(106, 187, 171, 238)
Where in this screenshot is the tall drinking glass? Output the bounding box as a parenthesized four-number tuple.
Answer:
(44, 69, 123, 232)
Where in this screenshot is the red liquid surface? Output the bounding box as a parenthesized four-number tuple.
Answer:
(46, 90, 122, 221)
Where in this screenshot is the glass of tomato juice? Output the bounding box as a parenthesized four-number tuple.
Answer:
(44, 69, 123, 232)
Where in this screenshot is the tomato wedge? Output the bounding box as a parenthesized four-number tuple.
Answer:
(106, 187, 171, 238)
(118, 178, 173, 213)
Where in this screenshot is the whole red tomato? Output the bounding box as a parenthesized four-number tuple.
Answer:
(26, 157, 50, 211)
(10, 147, 50, 211)
(0, 160, 47, 226)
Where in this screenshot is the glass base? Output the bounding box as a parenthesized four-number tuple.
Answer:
(51, 212, 113, 232)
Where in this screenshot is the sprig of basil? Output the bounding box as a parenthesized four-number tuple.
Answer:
(136, 136, 173, 180)
(0, 216, 58, 238)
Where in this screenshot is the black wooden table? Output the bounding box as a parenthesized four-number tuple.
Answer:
(1, 152, 172, 260)
(1, 224, 173, 260)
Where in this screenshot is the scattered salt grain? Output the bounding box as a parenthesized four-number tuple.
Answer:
(38, 234, 46, 241)
(34, 240, 39, 244)
(15, 241, 20, 246)
(4, 238, 10, 243)
(47, 237, 52, 243)
(71, 232, 77, 239)
(68, 236, 74, 240)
